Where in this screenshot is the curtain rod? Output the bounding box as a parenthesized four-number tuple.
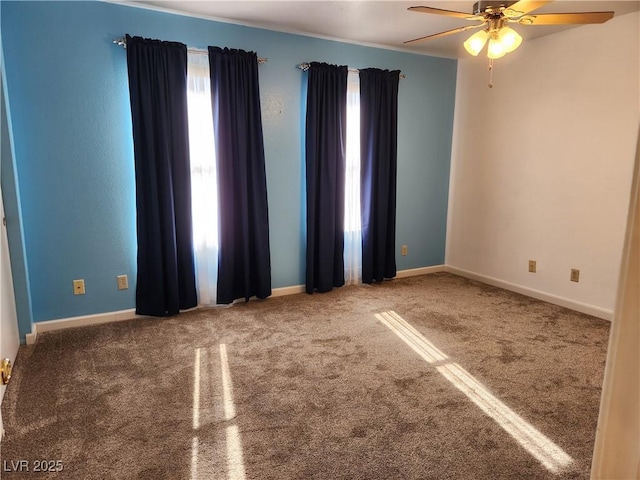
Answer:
(297, 63, 406, 79)
(113, 37, 268, 64)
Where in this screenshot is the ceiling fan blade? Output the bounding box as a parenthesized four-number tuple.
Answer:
(408, 6, 477, 19)
(518, 11, 614, 25)
(404, 24, 485, 44)
(504, 0, 550, 17)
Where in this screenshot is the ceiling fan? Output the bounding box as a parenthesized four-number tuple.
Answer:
(405, 1, 614, 59)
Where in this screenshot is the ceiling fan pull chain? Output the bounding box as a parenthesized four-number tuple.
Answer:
(488, 58, 494, 88)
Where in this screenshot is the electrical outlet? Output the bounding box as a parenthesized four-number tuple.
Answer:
(401, 245, 408, 256)
(528, 260, 536, 273)
(73, 279, 85, 295)
(570, 268, 580, 283)
(117, 275, 129, 290)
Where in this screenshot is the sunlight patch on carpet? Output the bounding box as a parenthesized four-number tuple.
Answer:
(220, 344, 246, 479)
(190, 345, 246, 480)
(193, 347, 201, 430)
(375, 310, 573, 474)
(191, 437, 199, 480)
(220, 344, 238, 421)
(191, 348, 201, 480)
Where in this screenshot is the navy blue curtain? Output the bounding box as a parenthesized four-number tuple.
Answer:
(305, 62, 348, 293)
(208, 47, 271, 304)
(360, 68, 400, 284)
(126, 35, 197, 315)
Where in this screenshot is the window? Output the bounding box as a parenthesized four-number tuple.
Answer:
(187, 53, 219, 305)
(344, 70, 362, 285)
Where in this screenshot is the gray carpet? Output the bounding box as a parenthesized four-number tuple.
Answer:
(1, 273, 609, 479)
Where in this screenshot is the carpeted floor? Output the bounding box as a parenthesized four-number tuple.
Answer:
(1, 273, 610, 479)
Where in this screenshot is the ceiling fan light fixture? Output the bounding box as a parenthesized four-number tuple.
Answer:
(487, 37, 506, 59)
(463, 29, 489, 56)
(405, 2, 614, 67)
(497, 26, 522, 53)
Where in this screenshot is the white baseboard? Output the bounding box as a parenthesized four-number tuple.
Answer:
(25, 331, 37, 345)
(445, 265, 613, 321)
(28, 309, 141, 343)
(272, 285, 305, 297)
(24, 265, 448, 340)
(396, 265, 445, 278)
(270, 265, 446, 294)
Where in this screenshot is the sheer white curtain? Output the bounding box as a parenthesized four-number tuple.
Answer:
(187, 53, 218, 305)
(344, 70, 362, 285)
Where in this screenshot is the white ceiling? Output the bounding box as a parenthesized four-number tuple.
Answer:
(117, 1, 640, 58)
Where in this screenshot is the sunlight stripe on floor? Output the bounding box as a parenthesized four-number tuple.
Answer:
(437, 362, 573, 472)
(219, 344, 246, 480)
(193, 348, 201, 429)
(220, 344, 237, 421)
(191, 436, 199, 480)
(375, 310, 573, 473)
(191, 348, 202, 480)
(225, 425, 246, 480)
(376, 311, 448, 363)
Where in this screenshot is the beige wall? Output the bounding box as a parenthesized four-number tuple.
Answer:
(446, 12, 640, 318)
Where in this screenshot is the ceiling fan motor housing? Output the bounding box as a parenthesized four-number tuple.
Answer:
(473, 1, 517, 16)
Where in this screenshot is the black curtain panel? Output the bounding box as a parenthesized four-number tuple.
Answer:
(126, 35, 197, 316)
(305, 62, 348, 293)
(359, 68, 401, 284)
(208, 47, 271, 304)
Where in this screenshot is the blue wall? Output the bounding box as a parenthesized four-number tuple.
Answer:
(1, 1, 457, 331)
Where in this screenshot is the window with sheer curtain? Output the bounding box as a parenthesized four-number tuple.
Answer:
(190, 59, 362, 298)
(344, 70, 362, 286)
(186, 53, 219, 306)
